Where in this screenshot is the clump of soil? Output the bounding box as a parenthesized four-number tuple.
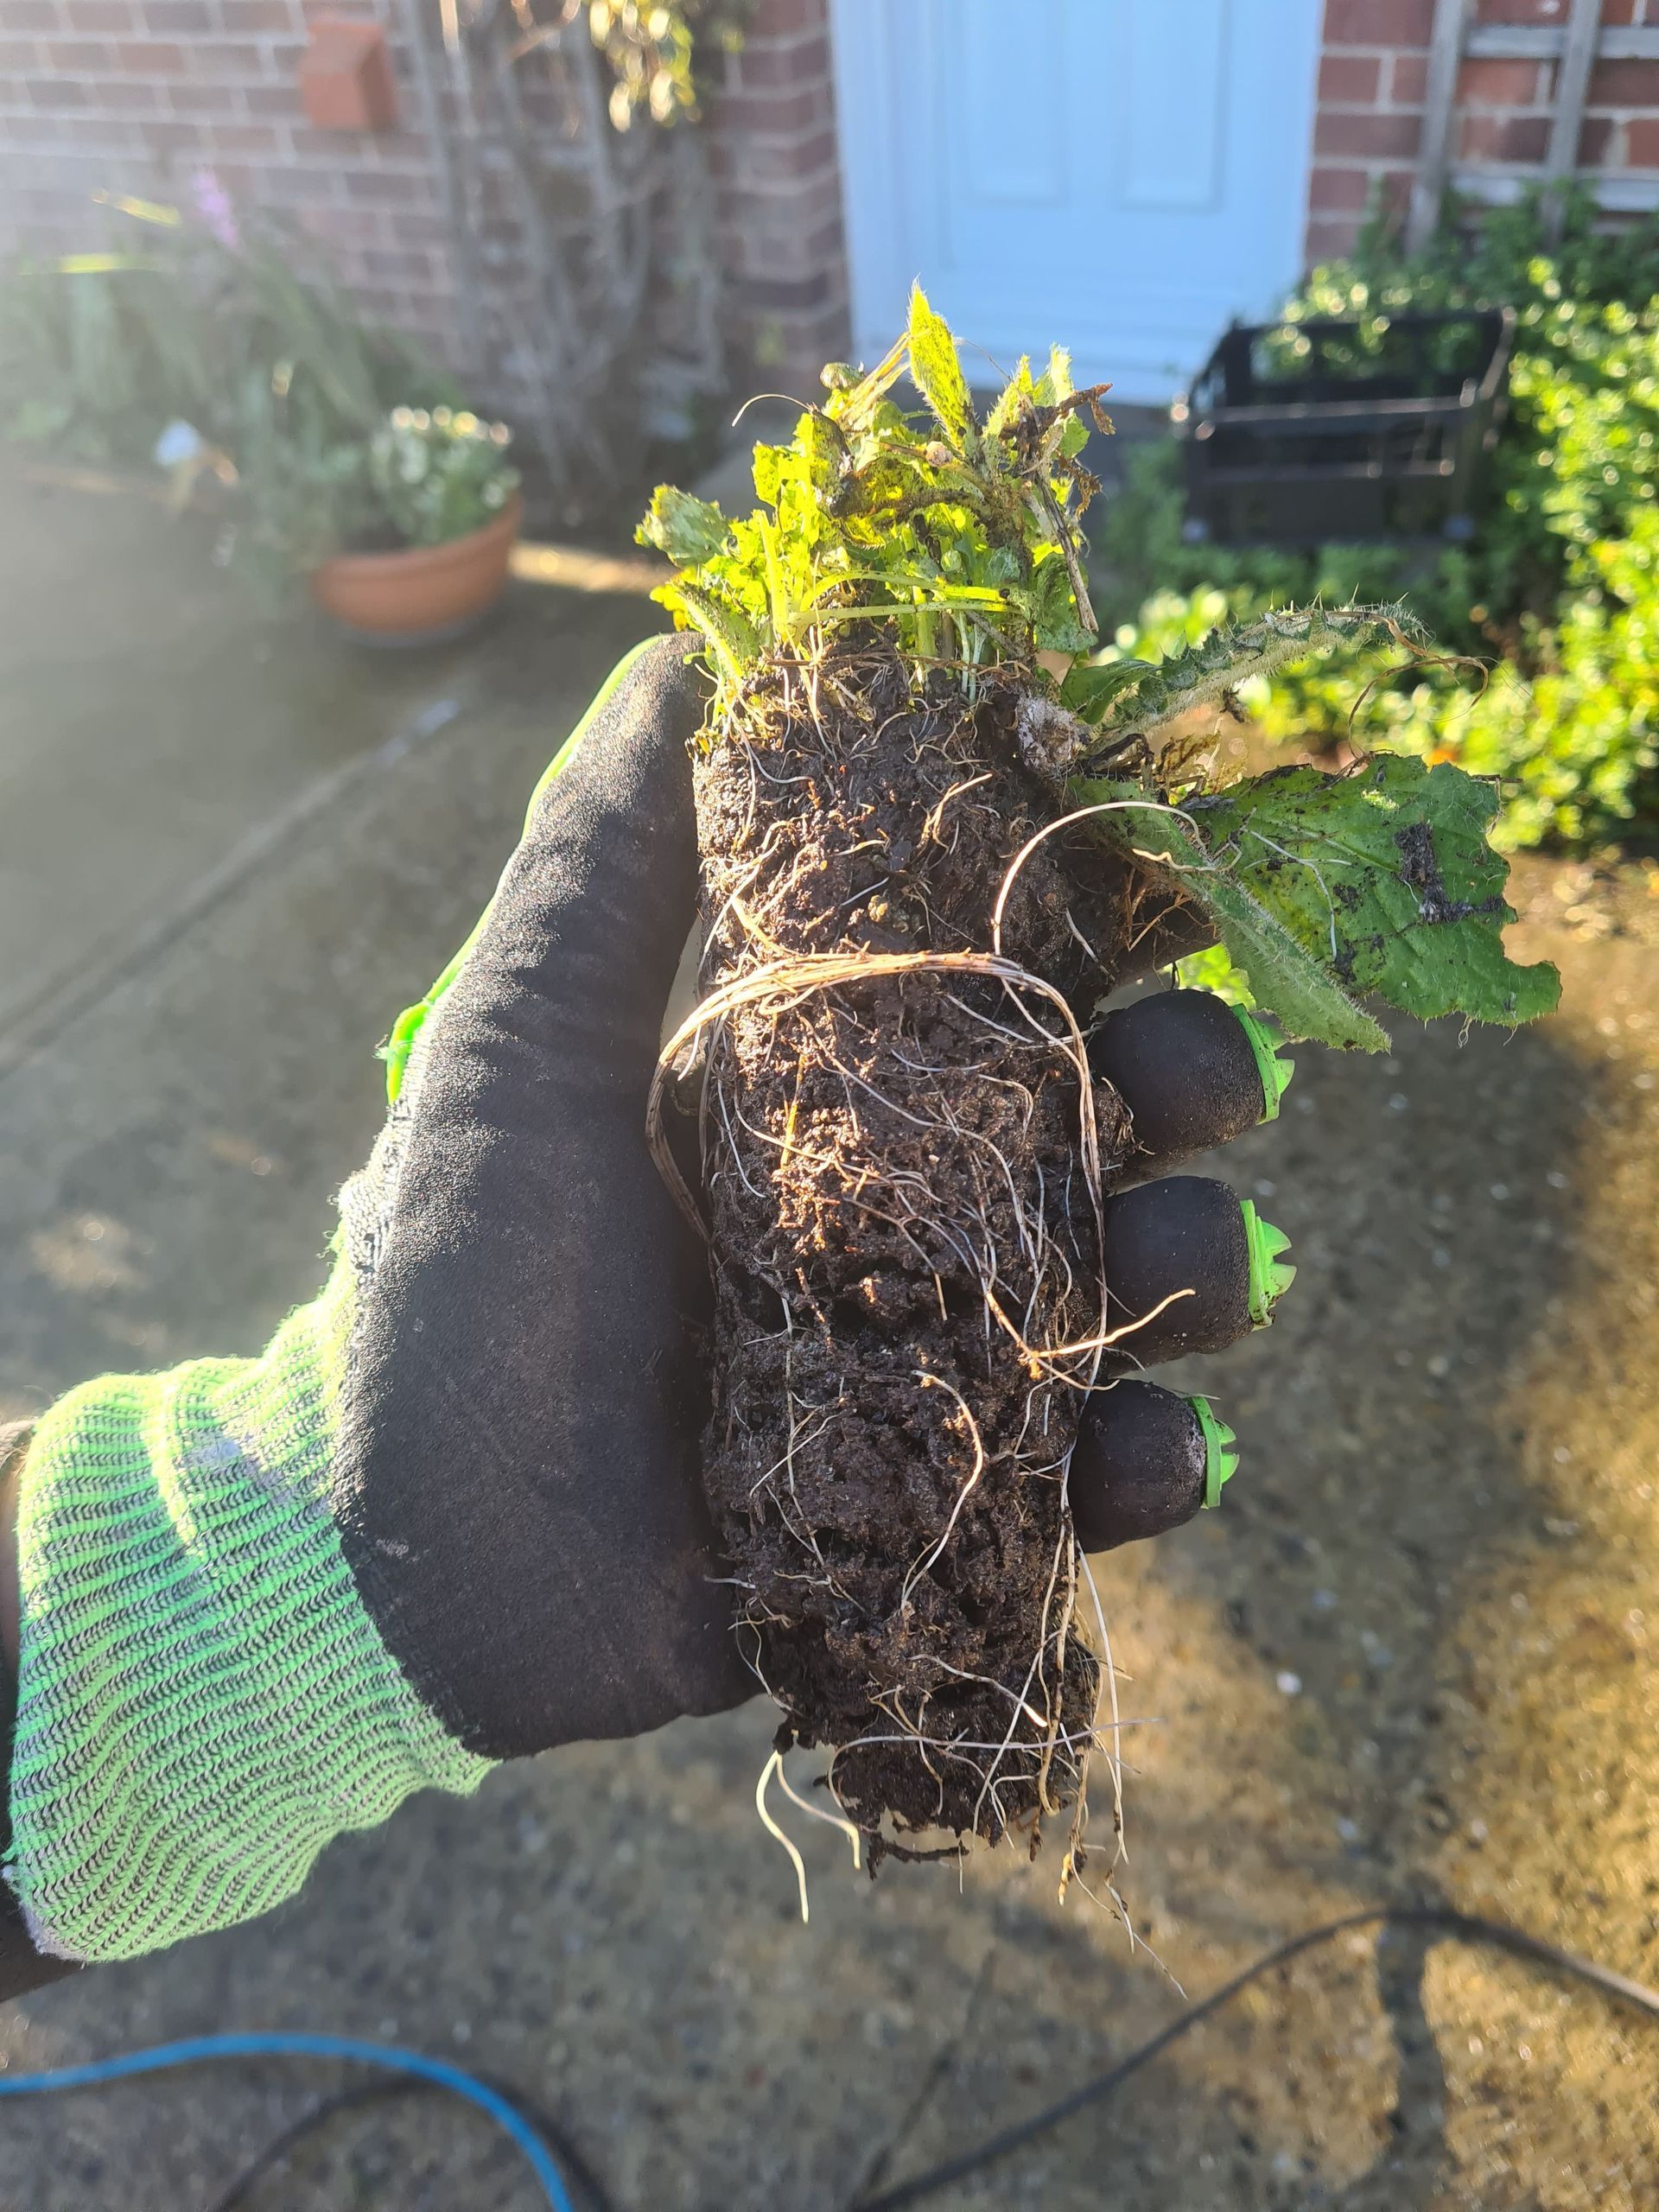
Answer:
(683, 649, 1135, 1856)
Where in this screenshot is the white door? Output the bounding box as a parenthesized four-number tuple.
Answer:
(830, 0, 1322, 404)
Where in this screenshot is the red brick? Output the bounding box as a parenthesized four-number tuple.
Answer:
(745, 0, 828, 33)
(735, 30, 829, 89)
(256, 161, 339, 201)
(28, 75, 93, 106)
(118, 35, 185, 68)
(141, 0, 213, 29)
(216, 0, 298, 24)
(1589, 57, 1659, 105)
(1388, 51, 1427, 105)
(1318, 52, 1380, 103)
(1599, 0, 1637, 22)
(191, 38, 262, 73)
(710, 83, 830, 137)
(342, 166, 432, 203)
(728, 124, 837, 187)
(304, 207, 397, 249)
(43, 35, 115, 65)
(1459, 55, 1542, 105)
(387, 209, 446, 247)
(1309, 162, 1373, 212)
(1624, 116, 1659, 165)
(60, 0, 137, 28)
(1460, 110, 1549, 162)
(1577, 113, 1617, 164)
(1306, 211, 1366, 260)
(243, 81, 302, 115)
(94, 74, 159, 107)
(356, 243, 435, 282)
(140, 114, 211, 151)
(1472, 0, 1560, 19)
(1313, 107, 1421, 158)
(1322, 0, 1432, 45)
(288, 122, 421, 162)
(167, 79, 240, 112)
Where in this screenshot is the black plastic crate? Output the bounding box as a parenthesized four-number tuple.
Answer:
(1174, 305, 1515, 545)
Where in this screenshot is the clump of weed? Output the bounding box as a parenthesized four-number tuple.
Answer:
(641, 290, 1557, 1878)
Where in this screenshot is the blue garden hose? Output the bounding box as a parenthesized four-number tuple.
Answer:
(0, 2029, 575, 2212)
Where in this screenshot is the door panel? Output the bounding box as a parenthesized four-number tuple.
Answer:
(1123, 0, 1225, 209)
(832, 0, 1321, 403)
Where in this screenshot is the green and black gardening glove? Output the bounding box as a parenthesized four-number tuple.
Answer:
(0, 637, 1294, 1988)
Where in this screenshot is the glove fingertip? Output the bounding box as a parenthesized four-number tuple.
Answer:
(1071, 1379, 1207, 1552)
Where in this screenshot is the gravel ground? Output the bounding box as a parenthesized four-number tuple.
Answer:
(2, 478, 1657, 2209)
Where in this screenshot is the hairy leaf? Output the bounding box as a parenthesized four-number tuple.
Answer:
(1071, 782, 1388, 1051)
(639, 482, 731, 567)
(906, 283, 974, 451)
(1085, 603, 1422, 747)
(657, 578, 762, 692)
(1186, 757, 1561, 1028)
(1058, 656, 1155, 724)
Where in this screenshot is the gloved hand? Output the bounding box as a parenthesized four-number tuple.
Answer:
(1, 637, 1294, 1978)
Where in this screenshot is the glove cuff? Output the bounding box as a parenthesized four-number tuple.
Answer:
(4, 1263, 489, 1964)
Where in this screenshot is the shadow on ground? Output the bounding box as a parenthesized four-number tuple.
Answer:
(1, 472, 1656, 2211)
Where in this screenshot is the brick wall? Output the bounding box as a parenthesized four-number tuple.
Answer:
(0, 0, 850, 408)
(1310, 0, 1659, 265)
(0, 0, 461, 355)
(707, 0, 849, 395)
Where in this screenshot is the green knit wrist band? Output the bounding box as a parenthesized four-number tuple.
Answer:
(3, 1261, 489, 1964)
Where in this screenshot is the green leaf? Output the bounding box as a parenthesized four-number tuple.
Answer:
(652, 578, 763, 691)
(1173, 943, 1256, 1007)
(637, 483, 731, 566)
(1088, 603, 1421, 741)
(1026, 552, 1094, 654)
(984, 356, 1034, 438)
(1059, 656, 1155, 723)
(1034, 345, 1074, 405)
(1071, 781, 1388, 1049)
(906, 283, 974, 451)
(1185, 757, 1561, 1029)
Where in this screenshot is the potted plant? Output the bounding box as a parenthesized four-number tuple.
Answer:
(307, 405, 523, 643)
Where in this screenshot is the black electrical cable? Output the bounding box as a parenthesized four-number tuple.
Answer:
(10, 1904, 1655, 2212)
(849, 1904, 1659, 2211)
(203, 2069, 619, 2212)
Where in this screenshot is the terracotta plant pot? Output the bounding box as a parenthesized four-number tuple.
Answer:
(308, 492, 522, 643)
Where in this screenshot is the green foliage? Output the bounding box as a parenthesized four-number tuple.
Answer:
(0, 200, 520, 597)
(1, 212, 446, 473)
(638, 283, 1109, 704)
(1077, 602, 1420, 745)
(585, 0, 752, 128)
(367, 406, 518, 549)
(906, 283, 975, 451)
(1173, 942, 1255, 1007)
(1188, 758, 1559, 1027)
(1072, 753, 1560, 1050)
(643, 292, 1555, 1049)
(1072, 779, 1393, 1052)
(1093, 189, 1659, 850)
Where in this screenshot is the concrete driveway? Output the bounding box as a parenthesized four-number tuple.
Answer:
(1, 465, 1656, 2211)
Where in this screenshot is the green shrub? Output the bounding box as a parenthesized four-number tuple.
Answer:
(0, 199, 464, 598)
(1095, 189, 1659, 849)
